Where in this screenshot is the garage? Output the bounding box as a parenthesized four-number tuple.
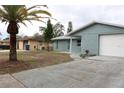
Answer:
(99, 34, 124, 57)
(52, 22, 124, 56)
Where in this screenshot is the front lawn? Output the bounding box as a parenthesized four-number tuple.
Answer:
(0, 51, 73, 74)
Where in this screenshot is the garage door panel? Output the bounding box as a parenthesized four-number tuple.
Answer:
(100, 34, 124, 57)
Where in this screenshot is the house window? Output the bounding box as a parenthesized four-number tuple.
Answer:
(56, 41, 58, 49)
(77, 40, 81, 46)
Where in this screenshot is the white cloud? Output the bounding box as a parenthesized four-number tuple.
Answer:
(1, 0, 124, 5)
(1, 5, 124, 39)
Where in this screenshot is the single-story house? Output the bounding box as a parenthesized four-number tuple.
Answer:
(52, 21, 124, 57)
(0, 40, 9, 45)
(0, 40, 10, 49)
(17, 36, 43, 51)
(0, 36, 45, 51)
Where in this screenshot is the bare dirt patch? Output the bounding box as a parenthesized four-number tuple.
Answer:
(0, 51, 73, 74)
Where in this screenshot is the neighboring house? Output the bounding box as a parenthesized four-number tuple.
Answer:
(52, 21, 124, 57)
(0, 40, 9, 45)
(0, 36, 45, 51)
(17, 36, 43, 51)
(0, 40, 10, 49)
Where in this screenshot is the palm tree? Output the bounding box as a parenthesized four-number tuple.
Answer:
(0, 5, 51, 61)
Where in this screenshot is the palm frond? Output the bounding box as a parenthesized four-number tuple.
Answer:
(28, 10, 51, 16)
(23, 17, 46, 24)
(0, 5, 51, 27)
(2, 5, 25, 21)
(27, 5, 48, 11)
(19, 21, 27, 27)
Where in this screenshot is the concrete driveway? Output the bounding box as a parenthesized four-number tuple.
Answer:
(1, 56, 124, 88)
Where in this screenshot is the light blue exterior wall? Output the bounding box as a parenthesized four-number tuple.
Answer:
(71, 40, 81, 54)
(53, 23, 124, 55)
(53, 39, 81, 54)
(72, 24, 124, 55)
(53, 40, 70, 52)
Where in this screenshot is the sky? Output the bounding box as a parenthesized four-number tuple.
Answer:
(1, 1, 124, 39)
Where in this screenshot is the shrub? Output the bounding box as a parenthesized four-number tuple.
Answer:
(80, 49, 96, 58)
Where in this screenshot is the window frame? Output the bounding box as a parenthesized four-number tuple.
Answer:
(77, 40, 81, 46)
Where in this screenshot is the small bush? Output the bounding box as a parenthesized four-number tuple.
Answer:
(80, 54, 87, 58)
(80, 54, 96, 58)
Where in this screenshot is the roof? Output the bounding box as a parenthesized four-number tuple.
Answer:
(66, 21, 124, 36)
(0, 40, 9, 43)
(52, 21, 124, 40)
(52, 36, 80, 40)
(18, 36, 42, 42)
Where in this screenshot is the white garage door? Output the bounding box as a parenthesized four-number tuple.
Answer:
(99, 34, 124, 57)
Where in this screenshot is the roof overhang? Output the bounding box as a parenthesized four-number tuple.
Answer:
(66, 21, 124, 36)
(51, 36, 80, 40)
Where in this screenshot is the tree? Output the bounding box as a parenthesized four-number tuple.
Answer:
(3, 37, 9, 40)
(40, 21, 65, 51)
(43, 19, 54, 51)
(0, 5, 51, 61)
(40, 22, 65, 37)
(67, 21, 73, 33)
(53, 22, 65, 37)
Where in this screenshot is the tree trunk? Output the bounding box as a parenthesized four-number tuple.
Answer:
(46, 42, 49, 51)
(9, 34, 17, 61)
(7, 21, 18, 62)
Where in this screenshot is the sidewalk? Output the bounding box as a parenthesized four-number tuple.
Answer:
(0, 74, 24, 88)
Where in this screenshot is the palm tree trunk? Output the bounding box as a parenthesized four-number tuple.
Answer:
(7, 21, 18, 62)
(9, 34, 17, 61)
